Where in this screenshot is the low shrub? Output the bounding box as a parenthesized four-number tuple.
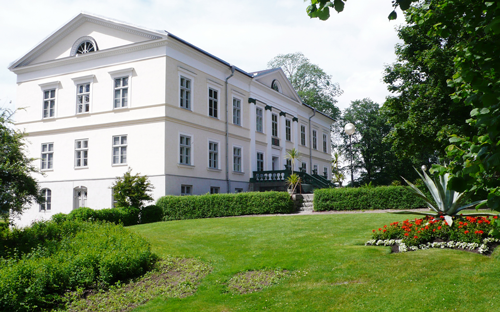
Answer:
(157, 192, 294, 221)
(0, 220, 157, 311)
(140, 205, 163, 224)
(56, 207, 141, 226)
(313, 186, 428, 211)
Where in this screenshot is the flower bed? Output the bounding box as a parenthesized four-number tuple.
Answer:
(366, 215, 500, 254)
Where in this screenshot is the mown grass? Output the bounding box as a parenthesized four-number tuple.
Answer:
(129, 213, 500, 311)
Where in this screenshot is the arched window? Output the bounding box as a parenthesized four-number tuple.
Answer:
(70, 36, 98, 56)
(40, 189, 51, 211)
(73, 186, 88, 209)
(271, 79, 281, 93)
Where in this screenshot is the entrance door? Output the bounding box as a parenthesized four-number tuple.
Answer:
(73, 186, 87, 209)
(272, 156, 280, 171)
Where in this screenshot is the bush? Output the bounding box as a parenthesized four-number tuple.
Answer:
(140, 205, 163, 224)
(61, 207, 140, 226)
(157, 192, 294, 221)
(0, 220, 157, 311)
(314, 186, 428, 211)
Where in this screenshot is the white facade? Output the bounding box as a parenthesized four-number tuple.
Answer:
(9, 13, 334, 226)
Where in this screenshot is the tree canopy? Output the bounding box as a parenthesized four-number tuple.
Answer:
(0, 108, 42, 222)
(267, 52, 342, 118)
(112, 168, 154, 209)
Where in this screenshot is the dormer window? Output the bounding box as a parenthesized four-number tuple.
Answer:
(70, 36, 98, 56)
(271, 79, 281, 93)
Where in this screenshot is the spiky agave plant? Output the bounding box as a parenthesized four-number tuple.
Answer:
(390, 167, 493, 226)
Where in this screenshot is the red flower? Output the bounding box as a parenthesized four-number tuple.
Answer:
(379, 228, 382, 231)
(494, 216, 498, 219)
(438, 226, 442, 230)
(414, 236, 418, 239)
(464, 231, 469, 234)
(383, 229, 387, 233)
(404, 233, 409, 236)
(384, 225, 387, 228)
(373, 230, 375, 232)
(459, 221, 463, 225)
(433, 229, 436, 232)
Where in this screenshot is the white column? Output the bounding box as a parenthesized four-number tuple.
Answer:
(250, 102, 257, 175)
(265, 107, 272, 170)
(279, 113, 286, 170)
(293, 119, 299, 171)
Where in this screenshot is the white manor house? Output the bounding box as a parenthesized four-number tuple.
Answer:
(9, 13, 334, 226)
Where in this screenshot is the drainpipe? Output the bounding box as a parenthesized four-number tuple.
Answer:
(225, 65, 236, 193)
(308, 107, 316, 175)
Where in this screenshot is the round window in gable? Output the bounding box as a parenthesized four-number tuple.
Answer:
(271, 79, 281, 93)
(70, 36, 99, 56)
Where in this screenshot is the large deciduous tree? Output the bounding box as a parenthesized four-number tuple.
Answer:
(306, 0, 500, 210)
(0, 108, 42, 222)
(267, 52, 343, 118)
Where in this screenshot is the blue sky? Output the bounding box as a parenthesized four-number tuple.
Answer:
(0, 0, 406, 113)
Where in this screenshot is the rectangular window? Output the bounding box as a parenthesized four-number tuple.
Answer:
(272, 114, 278, 137)
(323, 167, 328, 178)
(43, 89, 55, 118)
(323, 134, 328, 153)
(301, 125, 306, 146)
(256, 107, 263, 132)
(313, 164, 318, 174)
(209, 141, 218, 169)
(257, 152, 264, 171)
(41, 143, 54, 170)
(180, 76, 191, 109)
(76, 83, 90, 113)
(313, 130, 317, 150)
(112, 135, 127, 164)
(114, 77, 128, 108)
(179, 135, 191, 165)
(301, 162, 307, 172)
(210, 187, 220, 194)
(233, 98, 241, 125)
(40, 189, 51, 211)
(286, 119, 291, 141)
(75, 139, 88, 167)
(181, 185, 192, 196)
(208, 88, 218, 118)
(235, 188, 243, 193)
(233, 147, 242, 172)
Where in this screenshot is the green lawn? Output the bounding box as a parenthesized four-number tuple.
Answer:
(129, 213, 500, 311)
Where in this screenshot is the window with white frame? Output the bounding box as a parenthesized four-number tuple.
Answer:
(179, 135, 191, 165)
(323, 134, 328, 153)
(181, 185, 192, 195)
(301, 125, 306, 146)
(233, 147, 242, 172)
(257, 152, 264, 171)
(313, 164, 318, 174)
(76, 83, 90, 113)
(208, 87, 218, 118)
(256, 107, 263, 132)
(41, 143, 54, 170)
(114, 77, 129, 108)
(286, 119, 291, 141)
(313, 130, 317, 150)
(323, 167, 328, 178)
(112, 135, 127, 165)
(208, 141, 219, 169)
(301, 162, 307, 172)
(40, 189, 51, 211)
(210, 186, 220, 194)
(43, 89, 56, 118)
(180, 76, 191, 109)
(272, 114, 278, 137)
(75, 139, 88, 168)
(233, 98, 241, 125)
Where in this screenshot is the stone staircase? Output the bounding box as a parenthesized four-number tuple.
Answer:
(300, 194, 314, 212)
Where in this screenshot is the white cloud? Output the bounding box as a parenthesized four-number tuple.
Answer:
(0, 0, 406, 113)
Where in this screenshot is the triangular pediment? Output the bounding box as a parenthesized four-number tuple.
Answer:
(250, 68, 302, 103)
(10, 13, 166, 69)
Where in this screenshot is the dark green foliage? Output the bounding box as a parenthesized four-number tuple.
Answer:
(0, 220, 157, 311)
(112, 168, 154, 209)
(157, 192, 295, 221)
(62, 207, 140, 226)
(314, 186, 428, 211)
(0, 109, 42, 223)
(140, 205, 163, 224)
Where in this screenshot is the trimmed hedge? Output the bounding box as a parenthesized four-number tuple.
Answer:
(314, 186, 429, 211)
(52, 205, 163, 226)
(157, 191, 295, 221)
(0, 220, 157, 311)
